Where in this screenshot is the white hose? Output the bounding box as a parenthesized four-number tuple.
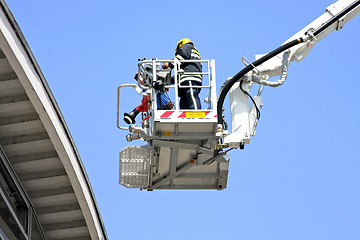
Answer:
(251, 50, 290, 87)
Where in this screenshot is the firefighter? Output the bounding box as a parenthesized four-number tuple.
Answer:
(162, 38, 202, 110)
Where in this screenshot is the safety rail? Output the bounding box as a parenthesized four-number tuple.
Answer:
(117, 59, 218, 138)
(135, 58, 216, 111)
(117, 84, 145, 130)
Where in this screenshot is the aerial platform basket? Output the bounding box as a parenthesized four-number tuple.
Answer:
(117, 59, 229, 190)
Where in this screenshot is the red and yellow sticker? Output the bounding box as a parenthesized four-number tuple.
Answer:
(176, 111, 210, 118)
(185, 112, 206, 118)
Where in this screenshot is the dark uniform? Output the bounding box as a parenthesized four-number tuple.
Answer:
(175, 43, 202, 110)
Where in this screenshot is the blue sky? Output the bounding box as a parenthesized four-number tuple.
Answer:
(6, 1, 360, 239)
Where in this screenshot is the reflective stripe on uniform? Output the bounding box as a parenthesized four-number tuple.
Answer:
(188, 81, 198, 110)
(179, 76, 202, 83)
(180, 74, 202, 80)
(176, 54, 184, 60)
(191, 49, 201, 59)
(191, 53, 200, 59)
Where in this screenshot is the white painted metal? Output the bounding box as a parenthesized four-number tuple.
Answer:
(249, 96, 262, 136)
(224, 81, 251, 148)
(327, 0, 360, 30)
(118, 59, 229, 190)
(119, 145, 151, 188)
(255, 0, 360, 77)
(223, 0, 359, 148)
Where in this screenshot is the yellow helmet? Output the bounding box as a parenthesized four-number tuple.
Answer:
(176, 38, 193, 52)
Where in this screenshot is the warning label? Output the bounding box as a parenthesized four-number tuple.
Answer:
(185, 112, 206, 118)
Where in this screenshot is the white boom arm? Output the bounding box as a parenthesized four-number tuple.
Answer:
(223, 0, 359, 148)
(255, 0, 360, 80)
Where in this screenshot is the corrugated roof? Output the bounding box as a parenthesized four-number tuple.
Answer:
(0, 1, 108, 239)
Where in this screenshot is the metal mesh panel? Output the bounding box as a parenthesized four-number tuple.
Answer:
(119, 146, 151, 188)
